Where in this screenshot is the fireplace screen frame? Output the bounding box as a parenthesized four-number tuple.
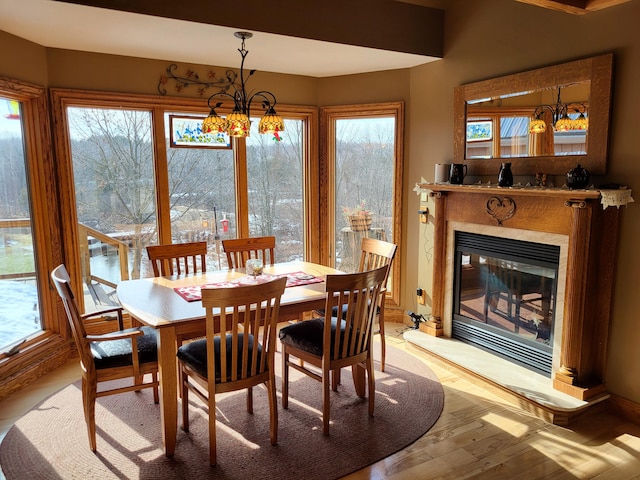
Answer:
(452, 231, 560, 376)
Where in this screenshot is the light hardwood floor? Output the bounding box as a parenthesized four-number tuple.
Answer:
(1, 323, 639, 480)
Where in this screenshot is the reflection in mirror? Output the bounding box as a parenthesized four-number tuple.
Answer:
(465, 82, 590, 159)
(454, 54, 613, 176)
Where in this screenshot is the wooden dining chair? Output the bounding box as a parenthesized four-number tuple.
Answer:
(50, 264, 159, 452)
(357, 238, 397, 372)
(279, 265, 388, 435)
(318, 238, 397, 371)
(177, 276, 287, 465)
(222, 236, 275, 269)
(146, 241, 207, 277)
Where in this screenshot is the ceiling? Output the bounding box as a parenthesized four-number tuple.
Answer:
(2, 0, 629, 78)
(0, 0, 441, 78)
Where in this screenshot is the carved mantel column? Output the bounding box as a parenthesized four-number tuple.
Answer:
(421, 191, 445, 336)
(555, 200, 591, 386)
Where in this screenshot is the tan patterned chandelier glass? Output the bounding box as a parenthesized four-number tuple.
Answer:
(202, 32, 284, 139)
(528, 87, 588, 134)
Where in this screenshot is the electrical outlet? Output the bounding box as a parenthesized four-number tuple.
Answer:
(416, 287, 426, 305)
(418, 207, 428, 224)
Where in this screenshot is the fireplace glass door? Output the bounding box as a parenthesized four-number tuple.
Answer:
(453, 232, 559, 375)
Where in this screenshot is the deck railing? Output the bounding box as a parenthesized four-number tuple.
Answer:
(0, 218, 35, 281)
(77, 223, 130, 307)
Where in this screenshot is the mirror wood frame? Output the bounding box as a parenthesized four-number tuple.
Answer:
(454, 54, 613, 176)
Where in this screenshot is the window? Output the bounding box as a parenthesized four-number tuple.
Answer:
(247, 118, 305, 262)
(0, 97, 41, 351)
(66, 107, 159, 312)
(320, 103, 403, 305)
(0, 77, 63, 372)
(51, 90, 316, 315)
(165, 112, 236, 271)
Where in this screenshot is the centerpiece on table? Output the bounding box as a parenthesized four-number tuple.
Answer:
(342, 200, 372, 232)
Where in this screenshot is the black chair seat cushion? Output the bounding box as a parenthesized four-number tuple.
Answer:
(314, 303, 380, 321)
(91, 326, 159, 369)
(330, 303, 380, 319)
(176, 333, 263, 381)
(279, 317, 349, 357)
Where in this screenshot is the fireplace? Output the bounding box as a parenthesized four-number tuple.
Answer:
(415, 184, 622, 402)
(453, 232, 560, 376)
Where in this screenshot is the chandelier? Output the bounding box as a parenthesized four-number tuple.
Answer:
(202, 32, 284, 139)
(528, 87, 588, 134)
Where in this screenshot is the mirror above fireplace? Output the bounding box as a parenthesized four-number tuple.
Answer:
(454, 54, 613, 176)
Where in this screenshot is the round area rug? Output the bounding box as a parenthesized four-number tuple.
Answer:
(0, 345, 443, 480)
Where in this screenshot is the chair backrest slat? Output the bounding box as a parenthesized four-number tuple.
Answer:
(358, 237, 397, 288)
(146, 241, 207, 277)
(324, 265, 387, 361)
(222, 236, 276, 269)
(201, 277, 286, 387)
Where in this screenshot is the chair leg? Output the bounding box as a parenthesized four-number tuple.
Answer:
(152, 372, 159, 404)
(247, 386, 254, 414)
(267, 376, 278, 445)
(322, 368, 331, 435)
(378, 316, 386, 372)
(367, 358, 376, 417)
(82, 376, 98, 452)
(209, 392, 217, 466)
(282, 350, 289, 409)
(331, 368, 340, 391)
(181, 370, 190, 432)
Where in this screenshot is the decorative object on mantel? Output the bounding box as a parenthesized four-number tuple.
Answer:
(434, 163, 450, 184)
(485, 196, 516, 225)
(600, 187, 635, 209)
(498, 162, 514, 187)
(566, 164, 590, 189)
(449, 163, 467, 185)
(343, 200, 372, 231)
(536, 172, 547, 187)
(158, 31, 284, 140)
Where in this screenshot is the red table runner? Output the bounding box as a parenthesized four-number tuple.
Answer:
(173, 271, 324, 302)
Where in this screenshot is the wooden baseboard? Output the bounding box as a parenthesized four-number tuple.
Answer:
(607, 393, 640, 425)
(384, 308, 411, 325)
(0, 337, 74, 402)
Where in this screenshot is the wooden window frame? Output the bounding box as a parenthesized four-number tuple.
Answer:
(49, 88, 319, 298)
(0, 77, 69, 400)
(319, 102, 404, 307)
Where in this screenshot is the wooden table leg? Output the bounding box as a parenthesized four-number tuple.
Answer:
(157, 327, 178, 457)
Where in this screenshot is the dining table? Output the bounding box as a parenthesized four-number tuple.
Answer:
(117, 260, 347, 457)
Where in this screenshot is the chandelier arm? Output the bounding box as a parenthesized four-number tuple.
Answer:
(248, 91, 279, 111)
(236, 41, 252, 115)
(533, 105, 553, 118)
(207, 93, 234, 110)
(567, 102, 587, 114)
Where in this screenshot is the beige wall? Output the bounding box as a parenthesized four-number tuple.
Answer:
(0, 31, 48, 85)
(1, 0, 639, 404)
(43, 48, 320, 107)
(407, 0, 640, 403)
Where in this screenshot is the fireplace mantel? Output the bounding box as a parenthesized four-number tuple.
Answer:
(416, 183, 623, 401)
